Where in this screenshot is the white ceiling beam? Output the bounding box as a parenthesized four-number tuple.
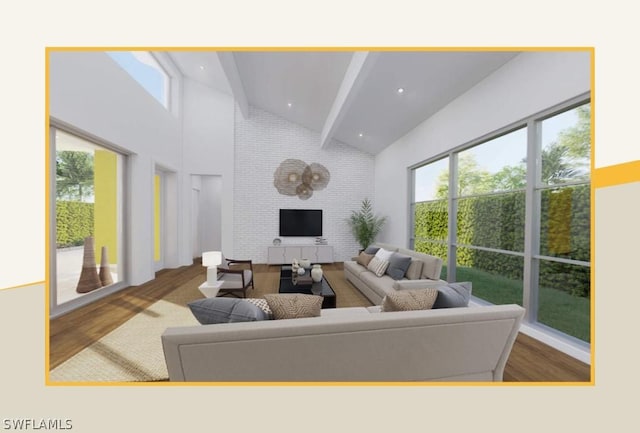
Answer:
(320, 51, 380, 148)
(217, 52, 249, 119)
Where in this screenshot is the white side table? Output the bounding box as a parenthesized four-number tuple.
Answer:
(198, 280, 224, 298)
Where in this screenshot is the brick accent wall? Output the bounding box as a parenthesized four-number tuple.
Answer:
(234, 106, 375, 263)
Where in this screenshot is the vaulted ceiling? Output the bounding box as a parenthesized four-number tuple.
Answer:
(168, 50, 520, 155)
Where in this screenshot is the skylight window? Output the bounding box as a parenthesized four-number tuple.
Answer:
(107, 51, 169, 108)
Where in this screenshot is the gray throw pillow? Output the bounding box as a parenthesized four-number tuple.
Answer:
(386, 253, 412, 280)
(432, 282, 472, 309)
(188, 297, 269, 324)
(364, 246, 380, 255)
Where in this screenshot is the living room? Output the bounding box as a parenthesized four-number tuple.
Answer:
(47, 48, 592, 382)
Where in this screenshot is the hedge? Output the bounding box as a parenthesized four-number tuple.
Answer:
(414, 184, 590, 298)
(56, 201, 94, 248)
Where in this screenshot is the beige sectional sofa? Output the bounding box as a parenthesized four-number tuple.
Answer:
(162, 303, 525, 382)
(344, 242, 447, 305)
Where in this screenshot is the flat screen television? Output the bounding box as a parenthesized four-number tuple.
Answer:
(279, 209, 323, 237)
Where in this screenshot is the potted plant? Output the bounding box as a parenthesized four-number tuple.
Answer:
(347, 198, 387, 252)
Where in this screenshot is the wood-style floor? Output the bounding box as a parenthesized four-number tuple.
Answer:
(49, 261, 591, 382)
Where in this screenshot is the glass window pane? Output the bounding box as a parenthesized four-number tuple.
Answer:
(540, 103, 591, 185)
(414, 200, 448, 242)
(539, 184, 590, 262)
(55, 130, 123, 305)
(457, 128, 526, 197)
(107, 51, 168, 108)
(414, 157, 449, 202)
(538, 260, 590, 342)
(456, 191, 525, 252)
(456, 247, 523, 306)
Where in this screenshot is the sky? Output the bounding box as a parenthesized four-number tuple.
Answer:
(107, 51, 167, 106)
(414, 104, 587, 202)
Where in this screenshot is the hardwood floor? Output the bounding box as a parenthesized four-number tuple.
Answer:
(49, 261, 591, 382)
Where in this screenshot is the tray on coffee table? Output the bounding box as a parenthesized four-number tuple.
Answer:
(279, 265, 336, 309)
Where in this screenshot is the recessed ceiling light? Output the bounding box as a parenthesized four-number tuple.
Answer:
(287, 102, 292, 108)
(359, 133, 363, 138)
(199, 65, 205, 70)
(397, 87, 405, 94)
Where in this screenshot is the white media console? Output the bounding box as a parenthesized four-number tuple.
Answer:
(267, 245, 334, 265)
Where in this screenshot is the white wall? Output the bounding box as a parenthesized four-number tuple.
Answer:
(198, 175, 223, 253)
(49, 53, 236, 287)
(375, 51, 592, 246)
(181, 78, 235, 260)
(234, 106, 375, 262)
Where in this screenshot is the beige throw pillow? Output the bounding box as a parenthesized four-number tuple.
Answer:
(356, 252, 375, 267)
(381, 288, 439, 312)
(367, 256, 390, 277)
(264, 294, 322, 319)
(405, 259, 424, 280)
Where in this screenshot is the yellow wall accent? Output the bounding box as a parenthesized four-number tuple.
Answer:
(154, 175, 161, 261)
(593, 160, 640, 189)
(94, 150, 118, 264)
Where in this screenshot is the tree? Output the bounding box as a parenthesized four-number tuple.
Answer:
(56, 151, 94, 201)
(492, 163, 526, 191)
(540, 142, 578, 185)
(435, 154, 493, 199)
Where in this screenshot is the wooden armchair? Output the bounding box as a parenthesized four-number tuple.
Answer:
(216, 255, 255, 298)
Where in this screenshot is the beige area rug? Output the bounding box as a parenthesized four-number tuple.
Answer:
(49, 283, 202, 383)
(49, 265, 371, 382)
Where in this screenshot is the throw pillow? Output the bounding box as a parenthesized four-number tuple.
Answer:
(404, 259, 424, 280)
(381, 288, 439, 312)
(367, 256, 390, 277)
(264, 294, 323, 319)
(364, 245, 380, 255)
(356, 252, 375, 267)
(433, 282, 472, 309)
(374, 248, 394, 262)
(386, 253, 412, 280)
(188, 297, 269, 325)
(244, 298, 273, 319)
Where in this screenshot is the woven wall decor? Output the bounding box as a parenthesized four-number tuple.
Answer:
(274, 159, 330, 200)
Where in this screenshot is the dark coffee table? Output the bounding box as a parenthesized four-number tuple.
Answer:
(279, 265, 336, 309)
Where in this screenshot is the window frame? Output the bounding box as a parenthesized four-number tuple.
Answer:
(409, 92, 591, 348)
(49, 119, 129, 318)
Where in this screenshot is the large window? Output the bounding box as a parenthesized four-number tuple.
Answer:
(412, 157, 449, 279)
(52, 128, 125, 311)
(107, 51, 169, 108)
(411, 97, 591, 345)
(536, 103, 591, 341)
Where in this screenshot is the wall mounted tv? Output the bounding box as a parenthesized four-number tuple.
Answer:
(279, 209, 323, 237)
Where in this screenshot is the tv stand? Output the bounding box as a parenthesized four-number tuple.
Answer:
(267, 245, 333, 265)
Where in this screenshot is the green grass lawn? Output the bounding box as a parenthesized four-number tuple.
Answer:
(444, 266, 590, 342)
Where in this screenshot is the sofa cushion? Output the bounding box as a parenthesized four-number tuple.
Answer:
(344, 260, 369, 277)
(364, 245, 380, 255)
(433, 282, 472, 309)
(397, 248, 443, 280)
(386, 253, 412, 280)
(264, 293, 323, 319)
(405, 259, 424, 280)
(356, 252, 375, 267)
(381, 288, 439, 312)
(360, 272, 396, 298)
(374, 248, 394, 262)
(244, 298, 273, 319)
(367, 256, 390, 277)
(188, 298, 269, 324)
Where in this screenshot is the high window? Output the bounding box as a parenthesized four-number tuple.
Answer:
(51, 127, 125, 313)
(107, 51, 169, 108)
(411, 97, 591, 345)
